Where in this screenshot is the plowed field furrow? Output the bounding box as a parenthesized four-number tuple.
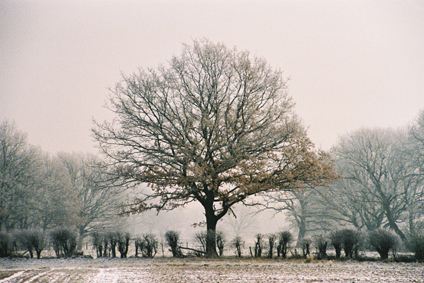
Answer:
(0, 269, 98, 283)
(1, 258, 423, 283)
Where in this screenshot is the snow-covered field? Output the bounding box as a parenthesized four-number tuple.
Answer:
(1, 257, 423, 283)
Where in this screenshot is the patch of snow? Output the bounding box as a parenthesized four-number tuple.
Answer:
(1, 258, 423, 282)
(90, 268, 119, 283)
(0, 271, 25, 283)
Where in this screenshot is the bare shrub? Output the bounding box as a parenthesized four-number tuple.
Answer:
(408, 234, 424, 261)
(194, 231, 207, 255)
(0, 232, 13, 258)
(164, 230, 183, 257)
(277, 231, 292, 258)
(231, 236, 243, 257)
(340, 229, 361, 258)
(102, 234, 109, 257)
(116, 231, 130, 258)
(134, 237, 143, 258)
(141, 234, 158, 258)
(216, 231, 225, 257)
(267, 234, 277, 258)
(92, 232, 106, 258)
(331, 229, 361, 258)
(17, 230, 34, 258)
(368, 229, 399, 260)
(50, 228, 77, 257)
(330, 230, 343, 259)
(313, 234, 328, 259)
(254, 233, 263, 258)
(193, 230, 219, 256)
(299, 237, 311, 257)
(107, 232, 118, 258)
(17, 230, 45, 259)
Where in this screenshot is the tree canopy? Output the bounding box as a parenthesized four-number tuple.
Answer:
(93, 39, 336, 256)
(292, 120, 424, 242)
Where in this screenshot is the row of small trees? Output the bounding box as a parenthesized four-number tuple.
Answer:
(253, 229, 424, 261)
(163, 228, 424, 261)
(2, 226, 423, 261)
(92, 231, 130, 258)
(0, 228, 78, 258)
(92, 231, 159, 258)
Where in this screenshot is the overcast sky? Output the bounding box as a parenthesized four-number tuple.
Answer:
(1, 0, 423, 154)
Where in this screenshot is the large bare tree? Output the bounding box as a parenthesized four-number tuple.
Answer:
(327, 128, 424, 241)
(57, 152, 122, 249)
(259, 187, 336, 244)
(405, 111, 424, 235)
(93, 39, 336, 256)
(0, 120, 41, 231)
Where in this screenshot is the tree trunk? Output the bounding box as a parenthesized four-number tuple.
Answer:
(384, 202, 406, 242)
(205, 206, 218, 257)
(296, 217, 306, 247)
(77, 227, 85, 251)
(378, 248, 390, 260)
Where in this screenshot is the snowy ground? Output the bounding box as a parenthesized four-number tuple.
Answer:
(1, 257, 423, 283)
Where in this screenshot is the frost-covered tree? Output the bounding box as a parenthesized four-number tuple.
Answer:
(404, 111, 424, 235)
(57, 153, 122, 249)
(325, 128, 424, 242)
(0, 121, 42, 231)
(93, 39, 336, 256)
(368, 229, 399, 260)
(259, 187, 334, 244)
(34, 154, 77, 231)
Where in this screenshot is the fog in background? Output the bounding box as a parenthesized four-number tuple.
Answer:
(1, 0, 424, 242)
(2, 0, 424, 153)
